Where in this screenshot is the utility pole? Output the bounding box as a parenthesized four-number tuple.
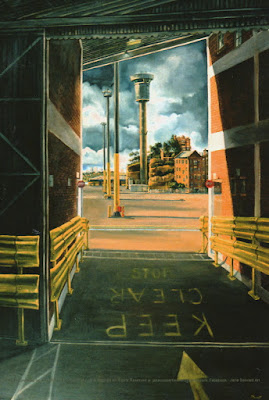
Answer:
(102, 89, 112, 198)
(101, 122, 107, 193)
(112, 62, 121, 217)
(130, 73, 154, 185)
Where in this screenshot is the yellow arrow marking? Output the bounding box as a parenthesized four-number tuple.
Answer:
(177, 351, 209, 400)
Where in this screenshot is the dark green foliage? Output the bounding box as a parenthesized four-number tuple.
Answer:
(128, 150, 140, 164)
(150, 142, 162, 158)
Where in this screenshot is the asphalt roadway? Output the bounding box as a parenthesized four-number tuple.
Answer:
(0, 189, 268, 399)
(1, 251, 269, 400)
(83, 186, 209, 252)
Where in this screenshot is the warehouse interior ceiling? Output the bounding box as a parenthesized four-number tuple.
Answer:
(81, 33, 206, 70)
(0, 0, 268, 69)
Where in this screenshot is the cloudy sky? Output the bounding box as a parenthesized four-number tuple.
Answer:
(82, 39, 208, 171)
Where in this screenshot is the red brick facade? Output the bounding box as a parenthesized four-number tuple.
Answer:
(48, 133, 80, 230)
(174, 150, 207, 191)
(208, 30, 269, 285)
(210, 59, 254, 133)
(209, 31, 253, 65)
(48, 40, 82, 229)
(49, 40, 81, 137)
(211, 149, 233, 216)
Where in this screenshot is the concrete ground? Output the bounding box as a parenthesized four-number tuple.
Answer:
(0, 189, 266, 399)
(1, 252, 269, 400)
(83, 186, 209, 251)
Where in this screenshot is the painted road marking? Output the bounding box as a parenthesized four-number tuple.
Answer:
(11, 345, 60, 400)
(48, 344, 61, 400)
(177, 351, 209, 400)
(89, 227, 199, 231)
(50, 340, 269, 347)
(84, 256, 211, 262)
(105, 313, 214, 339)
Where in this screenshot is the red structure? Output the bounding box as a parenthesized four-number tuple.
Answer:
(208, 30, 269, 218)
(174, 135, 191, 151)
(208, 30, 269, 288)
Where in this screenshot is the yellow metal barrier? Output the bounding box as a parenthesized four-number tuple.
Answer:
(50, 216, 89, 330)
(199, 216, 208, 253)
(210, 216, 269, 300)
(0, 235, 40, 345)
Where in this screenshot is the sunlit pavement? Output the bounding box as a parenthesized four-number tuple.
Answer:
(83, 186, 209, 251)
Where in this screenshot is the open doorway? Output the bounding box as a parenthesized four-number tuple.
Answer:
(82, 40, 209, 253)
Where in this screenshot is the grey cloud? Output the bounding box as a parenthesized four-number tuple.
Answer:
(83, 39, 208, 167)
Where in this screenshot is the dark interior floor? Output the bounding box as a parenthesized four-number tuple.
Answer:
(1, 251, 269, 400)
(52, 252, 269, 344)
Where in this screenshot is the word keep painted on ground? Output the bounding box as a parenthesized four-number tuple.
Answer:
(105, 312, 214, 339)
(105, 265, 214, 339)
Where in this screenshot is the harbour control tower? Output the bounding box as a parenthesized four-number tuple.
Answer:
(130, 73, 154, 185)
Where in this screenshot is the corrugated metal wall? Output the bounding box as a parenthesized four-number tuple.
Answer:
(0, 33, 43, 236)
(0, 33, 46, 341)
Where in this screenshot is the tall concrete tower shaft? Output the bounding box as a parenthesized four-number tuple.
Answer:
(130, 73, 154, 184)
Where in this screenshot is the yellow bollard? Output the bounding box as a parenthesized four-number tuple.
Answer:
(213, 250, 220, 267)
(248, 268, 260, 300)
(108, 205, 112, 218)
(54, 301, 62, 331)
(228, 258, 236, 281)
(16, 308, 28, 346)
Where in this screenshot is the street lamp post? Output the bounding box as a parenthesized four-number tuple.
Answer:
(102, 89, 112, 199)
(101, 122, 107, 193)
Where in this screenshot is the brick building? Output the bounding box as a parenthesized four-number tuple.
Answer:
(201, 149, 208, 186)
(208, 29, 269, 218)
(174, 135, 191, 151)
(208, 29, 269, 291)
(174, 150, 205, 191)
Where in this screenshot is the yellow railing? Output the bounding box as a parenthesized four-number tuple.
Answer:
(208, 216, 269, 300)
(0, 235, 40, 345)
(49, 216, 89, 330)
(199, 215, 208, 253)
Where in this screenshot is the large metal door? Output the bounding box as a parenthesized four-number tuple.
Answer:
(0, 33, 49, 342)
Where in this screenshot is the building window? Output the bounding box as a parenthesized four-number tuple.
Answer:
(185, 160, 187, 164)
(218, 32, 224, 50)
(235, 31, 242, 47)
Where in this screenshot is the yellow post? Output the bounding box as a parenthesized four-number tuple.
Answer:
(248, 268, 260, 300)
(113, 153, 120, 214)
(54, 301, 62, 331)
(228, 258, 236, 281)
(16, 308, 28, 346)
(75, 256, 80, 273)
(67, 273, 74, 295)
(213, 250, 219, 267)
(85, 228, 89, 250)
(103, 169, 107, 193)
(107, 161, 111, 198)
